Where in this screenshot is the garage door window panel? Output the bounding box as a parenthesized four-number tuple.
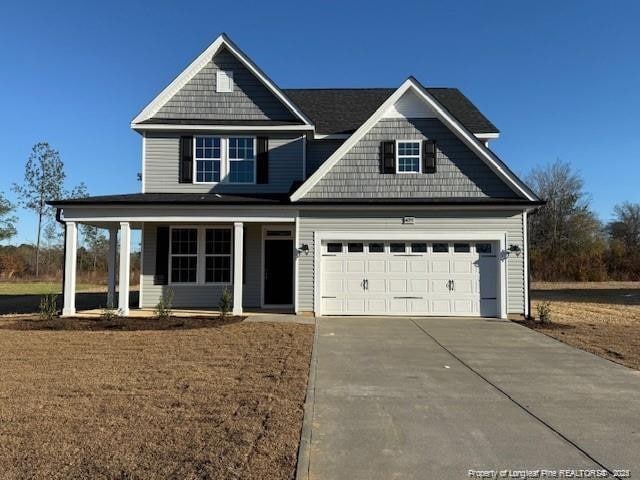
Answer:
(326, 243, 343, 253)
(411, 243, 427, 253)
(348, 243, 364, 253)
(390, 243, 406, 253)
(454, 243, 471, 253)
(432, 243, 449, 253)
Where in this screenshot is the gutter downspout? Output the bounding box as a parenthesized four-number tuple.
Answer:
(55, 208, 66, 311)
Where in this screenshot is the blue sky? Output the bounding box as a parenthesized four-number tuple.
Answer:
(1, 0, 639, 244)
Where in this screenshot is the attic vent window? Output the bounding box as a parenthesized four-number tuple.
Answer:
(216, 70, 233, 92)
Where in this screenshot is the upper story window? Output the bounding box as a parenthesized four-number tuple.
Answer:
(216, 70, 233, 92)
(195, 137, 221, 183)
(396, 141, 421, 173)
(228, 137, 255, 183)
(193, 136, 255, 184)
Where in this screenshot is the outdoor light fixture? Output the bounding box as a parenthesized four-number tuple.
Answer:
(508, 244, 522, 256)
(298, 244, 310, 254)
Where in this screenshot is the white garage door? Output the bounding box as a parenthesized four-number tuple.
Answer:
(320, 241, 499, 317)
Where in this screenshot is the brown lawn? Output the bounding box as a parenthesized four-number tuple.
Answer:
(0, 316, 314, 479)
(524, 282, 640, 370)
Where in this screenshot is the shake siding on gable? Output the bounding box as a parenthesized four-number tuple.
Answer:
(144, 133, 305, 193)
(296, 209, 526, 315)
(153, 47, 297, 122)
(303, 118, 519, 199)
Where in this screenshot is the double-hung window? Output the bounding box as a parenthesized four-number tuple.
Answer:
(195, 137, 221, 183)
(205, 228, 232, 283)
(193, 136, 255, 184)
(170, 228, 198, 283)
(396, 141, 421, 173)
(228, 137, 255, 183)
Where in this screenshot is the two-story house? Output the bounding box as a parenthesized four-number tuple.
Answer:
(51, 34, 542, 319)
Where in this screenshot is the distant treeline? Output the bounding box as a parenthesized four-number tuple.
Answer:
(528, 161, 640, 281)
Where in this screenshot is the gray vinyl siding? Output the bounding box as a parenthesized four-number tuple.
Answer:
(144, 133, 304, 193)
(140, 222, 262, 308)
(303, 118, 519, 199)
(153, 47, 297, 122)
(305, 139, 345, 177)
(297, 209, 526, 315)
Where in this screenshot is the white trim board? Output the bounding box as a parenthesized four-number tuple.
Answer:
(132, 124, 314, 132)
(312, 230, 508, 319)
(290, 77, 536, 202)
(131, 33, 313, 127)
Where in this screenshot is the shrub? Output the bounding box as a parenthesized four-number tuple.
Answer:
(38, 293, 58, 321)
(154, 288, 174, 321)
(218, 288, 232, 318)
(101, 302, 117, 321)
(537, 301, 552, 323)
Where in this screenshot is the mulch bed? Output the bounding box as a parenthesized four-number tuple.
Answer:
(0, 318, 314, 479)
(0, 315, 244, 331)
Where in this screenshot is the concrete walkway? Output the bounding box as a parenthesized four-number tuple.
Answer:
(298, 317, 640, 480)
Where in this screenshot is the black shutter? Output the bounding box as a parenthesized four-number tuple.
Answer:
(423, 140, 437, 174)
(179, 136, 193, 183)
(154, 226, 169, 285)
(256, 137, 268, 184)
(381, 141, 396, 174)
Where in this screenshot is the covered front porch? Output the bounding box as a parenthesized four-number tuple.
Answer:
(54, 194, 300, 317)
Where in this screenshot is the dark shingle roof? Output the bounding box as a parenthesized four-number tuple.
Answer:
(48, 193, 541, 207)
(282, 87, 499, 135)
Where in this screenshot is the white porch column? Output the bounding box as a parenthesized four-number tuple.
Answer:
(106, 227, 118, 308)
(62, 221, 77, 316)
(118, 222, 131, 316)
(233, 222, 243, 315)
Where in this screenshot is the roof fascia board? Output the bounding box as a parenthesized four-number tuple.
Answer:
(131, 34, 314, 127)
(132, 123, 314, 132)
(290, 78, 536, 202)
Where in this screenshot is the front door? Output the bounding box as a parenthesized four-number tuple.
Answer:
(264, 239, 294, 305)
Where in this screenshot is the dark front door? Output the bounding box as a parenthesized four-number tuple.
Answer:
(264, 239, 294, 305)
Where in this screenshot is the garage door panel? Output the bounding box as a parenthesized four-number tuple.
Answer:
(388, 260, 407, 273)
(367, 298, 387, 313)
(346, 260, 365, 273)
(345, 278, 365, 293)
(367, 278, 386, 293)
(431, 260, 450, 273)
(320, 240, 498, 317)
(408, 259, 427, 273)
(409, 279, 427, 294)
(323, 277, 344, 296)
(452, 260, 473, 273)
(367, 260, 386, 273)
(389, 298, 408, 314)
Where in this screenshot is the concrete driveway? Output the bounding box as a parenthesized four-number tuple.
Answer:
(298, 317, 640, 480)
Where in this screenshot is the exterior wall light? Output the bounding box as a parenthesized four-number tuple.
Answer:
(508, 244, 522, 256)
(298, 244, 310, 255)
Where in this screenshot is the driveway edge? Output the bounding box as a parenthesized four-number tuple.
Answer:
(295, 316, 319, 480)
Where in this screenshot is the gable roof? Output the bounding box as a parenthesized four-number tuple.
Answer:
(131, 34, 313, 127)
(283, 88, 499, 135)
(290, 77, 539, 202)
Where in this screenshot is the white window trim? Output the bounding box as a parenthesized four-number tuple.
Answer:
(204, 227, 233, 285)
(168, 226, 199, 285)
(227, 136, 257, 185)
(193, 136, 222, 184)
(168, 225, 233, 286)
(395, 140, 422, 174)
(192, 136, 256, 185)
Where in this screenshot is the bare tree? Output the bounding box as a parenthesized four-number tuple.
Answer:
(526, 160, 605, 280)
(12, 143, 65, 276)
(0, 192, 17, 241)
(608, 202, 640, 250)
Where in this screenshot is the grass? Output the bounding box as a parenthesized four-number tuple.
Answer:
(0, 316, 314, 479)
(522, 281, 640, 370)
(0, 281, 107, 295)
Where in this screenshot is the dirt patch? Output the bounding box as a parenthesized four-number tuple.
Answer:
(0, 319, 314, 479)
(0, 315, 244, 331)
(524, 282, 640, 370)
